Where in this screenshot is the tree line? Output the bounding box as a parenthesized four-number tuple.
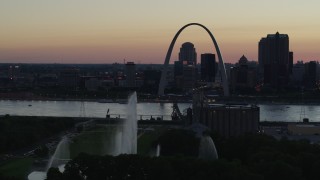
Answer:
(0, 115, 76, 154)
(47, 129, 320, 180)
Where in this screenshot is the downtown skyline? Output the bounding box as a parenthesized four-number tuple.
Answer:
(1, 0, 320, 64)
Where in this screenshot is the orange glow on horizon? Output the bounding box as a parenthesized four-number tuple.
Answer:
(1, 0, 320, 64)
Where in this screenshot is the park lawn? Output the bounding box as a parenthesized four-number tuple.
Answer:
(137, 126, 167, 155)
(0, 157, 34, 179)
(60, 124, 167, 159)
(138, 132, 158, 155)
(69, 125, 120, 157)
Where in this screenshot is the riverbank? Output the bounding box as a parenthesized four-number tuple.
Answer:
(3, 91, 320, 104)
(0, 97, 193, 103)
(2, 97, 320, 106)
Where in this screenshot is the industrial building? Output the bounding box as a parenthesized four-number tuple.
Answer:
(192, 89, 260, 137)
(198, 104, 259, 137)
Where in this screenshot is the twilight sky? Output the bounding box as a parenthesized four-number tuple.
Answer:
(0, 0, 319, 64)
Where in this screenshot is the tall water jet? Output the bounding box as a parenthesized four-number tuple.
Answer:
(46, 136, 70, 171)
(189, 123, 218, 160)
(29, 92, 137, 179)
(198, 135, 218, 160)
(156, 144, 161, 157)
(28, 137, 70, 180)
(120, 92, 137, 154)
(111, 129, 123, 155)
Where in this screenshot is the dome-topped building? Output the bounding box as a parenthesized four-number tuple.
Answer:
(179, 42, 197, 65)
(239, 55, 248, 65)
(230, 55, 257, 92)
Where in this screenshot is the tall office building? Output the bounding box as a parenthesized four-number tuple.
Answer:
(182, 65, 196, 90)
(125, 62, 136, 87)
(291, 61, 305, 88)
(173, 42, 198, 91)
(179, 42, 197, 65)
(201, 53, 216, 82)
(174, 60, 183, 78)
(258, 32, 290, 89)
(304, 61, 317, 88)
(289, 51, 293, 74)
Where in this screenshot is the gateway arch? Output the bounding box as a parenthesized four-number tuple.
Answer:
(158, 23, 229, 97)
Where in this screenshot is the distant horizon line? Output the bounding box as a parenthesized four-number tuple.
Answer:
(0, 59, 319, 65)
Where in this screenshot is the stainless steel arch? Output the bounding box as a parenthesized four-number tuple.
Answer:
(158, 23, 230, 96)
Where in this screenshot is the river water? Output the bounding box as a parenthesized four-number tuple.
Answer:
(1, 100, 320, 122)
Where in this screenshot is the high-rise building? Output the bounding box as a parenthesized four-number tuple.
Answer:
(174, 60, 183, 88)
(125, 62, 136, 87)
(304, 61, 317, 88)
(182, 64, 196, 90)
(173, 42, 198, 91)
(201, 53, 216, 82)
(179, 42, 197, 65)
(289, 51, 294, 74)
(230, 55, 257, 92)
(258, 32, 290, 89)
(174, 60, 183, 78)
(292, 61, 305, 87)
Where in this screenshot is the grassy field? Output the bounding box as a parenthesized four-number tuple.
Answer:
(69, 125, 165, 157)
(137, 132, 158, 155)
(0, 124, 166, 180)
(0, 157, 34, 180)
(69, 125, 121, 157)
(137, 126, 166, 155)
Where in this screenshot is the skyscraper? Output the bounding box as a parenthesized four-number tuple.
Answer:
(258, 32, 290, 89)
(201, 53, 216, 82)
(174, 60, 183, 78)
(304, 61, 317, 88)
(173, 42, 198, 91)
(125, 62, 136, 87)
(179, 42, 197, 65)
(289, 51, 293, 74)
